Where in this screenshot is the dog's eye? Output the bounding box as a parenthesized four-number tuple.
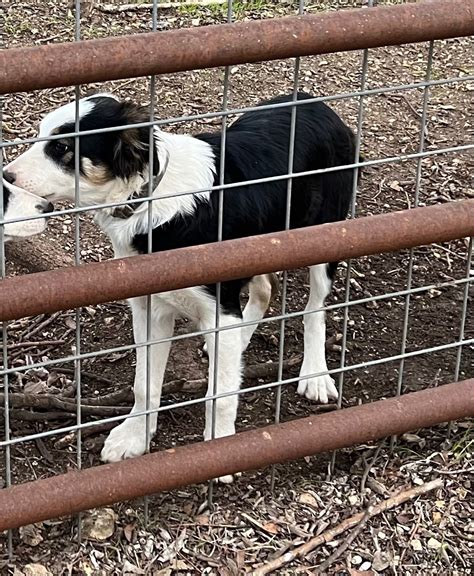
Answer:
(54, 141, 71, 155)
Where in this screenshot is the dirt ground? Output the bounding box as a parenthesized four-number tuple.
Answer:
(0, 1, 473, 574)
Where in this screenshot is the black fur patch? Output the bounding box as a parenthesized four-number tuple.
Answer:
(2, 183, 10, 215)
(132, 92, 356, 316)
(44, 97, 160, 181)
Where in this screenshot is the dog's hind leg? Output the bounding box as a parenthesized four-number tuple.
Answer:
(241, 273, 279, 353)
(297, 263, 338, 404)
(101, 296, 175, 462)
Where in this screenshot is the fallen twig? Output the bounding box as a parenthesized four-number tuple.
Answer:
(313, 503, 373, 573)
(251, 478, 444, 575)
(8, 409, 74, 422)
(20, 312, 62, 340)
(54, 421, 117, 449)
(0, 393, 129, 416)
(55, 367, 116, 387)
(0, 350, 336, 419)
(6, 340, 64, 350)
(360, 442, 384, 498)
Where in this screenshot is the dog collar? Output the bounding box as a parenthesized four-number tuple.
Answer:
(110, 182, 152, 220)
(111, 153, 169, 220)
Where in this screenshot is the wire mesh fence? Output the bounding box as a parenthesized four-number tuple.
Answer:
(0, 0, 473, 572)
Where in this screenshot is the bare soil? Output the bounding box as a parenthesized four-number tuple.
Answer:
(0, 1, 473, 574)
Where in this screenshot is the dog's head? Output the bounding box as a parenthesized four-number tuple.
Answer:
(6, 94, 159, 209)
(1, 174, 54, 241)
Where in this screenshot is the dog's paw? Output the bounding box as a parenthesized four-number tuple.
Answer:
(101, 417, 152, 462)
(297, 372, 338, 404)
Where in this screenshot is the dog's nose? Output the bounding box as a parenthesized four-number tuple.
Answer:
(37, 201, 55, 214)
(3, 171, 15, 184)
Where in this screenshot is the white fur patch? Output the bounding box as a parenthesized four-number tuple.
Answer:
(2, 181, 49, 240)
(39, 99, 94, 137)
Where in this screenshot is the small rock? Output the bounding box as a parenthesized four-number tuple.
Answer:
(348, 494, 359, 506)
(428, 537, 442, 550)
(298, 492, 317, 507)
(411, 539, 423, 551)
(24, 566, 52, 576)
(82, 508, 115, 541)
(351, 554, 363, 566)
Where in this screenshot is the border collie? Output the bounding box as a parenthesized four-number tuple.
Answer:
(7, 92, 356, 481)
(1, 174, 54, 241)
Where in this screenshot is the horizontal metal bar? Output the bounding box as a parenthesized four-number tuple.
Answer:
(1, 0, 473, 94)
(2, 141, 473, 227)
(2, 337, 472, 449)
(2, 74, 473, 150)
(0, 378, 472, 532)
(1, 200, 473, 322)
(2, 274, 471, 380)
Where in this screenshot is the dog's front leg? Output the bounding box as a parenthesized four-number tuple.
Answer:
(101, 297, 175, 462)
(202, 312, 243, 483)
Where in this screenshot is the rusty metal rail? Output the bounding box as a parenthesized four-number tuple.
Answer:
(1, 0, 473, 94)
(0, 379, 472, 532)
(1, 200, 473, 322)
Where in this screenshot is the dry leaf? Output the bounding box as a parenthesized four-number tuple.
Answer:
(123, 560, 144, 575)
(19, 524, 43, 547)
(433, 511, 442, 525)
(262, 521, 280, 535)
(24, 381, 48, 395)
(173, 560, 191, 571)
(123, 523, 134, 543)
(372, 551, 391, 572)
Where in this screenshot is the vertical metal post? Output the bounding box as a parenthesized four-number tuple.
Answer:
(449, 236, 473, 435)
(0, 79, 13, 561)
(391, 40, 434, 449)
(208, 0, 233, 507)
(271, 0, 305, 491)
(331, 0, 373, 475)
(73, 0, 83, 544)
(143, 0, 160, 524)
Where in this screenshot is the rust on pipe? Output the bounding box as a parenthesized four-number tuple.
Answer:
(0, 379, 472, 532)
(1, 0, 473, 94)
(0, 200, 473, 322)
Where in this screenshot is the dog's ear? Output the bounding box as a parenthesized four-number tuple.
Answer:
(113, 102, 160, 180)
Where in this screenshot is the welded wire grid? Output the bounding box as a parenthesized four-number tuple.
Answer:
(0, 0, 473, 549)
(0, 79, 14, 560)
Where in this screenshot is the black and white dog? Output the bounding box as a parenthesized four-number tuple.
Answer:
(7, 92, 356, 480)
(1, 173, 53, 241)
